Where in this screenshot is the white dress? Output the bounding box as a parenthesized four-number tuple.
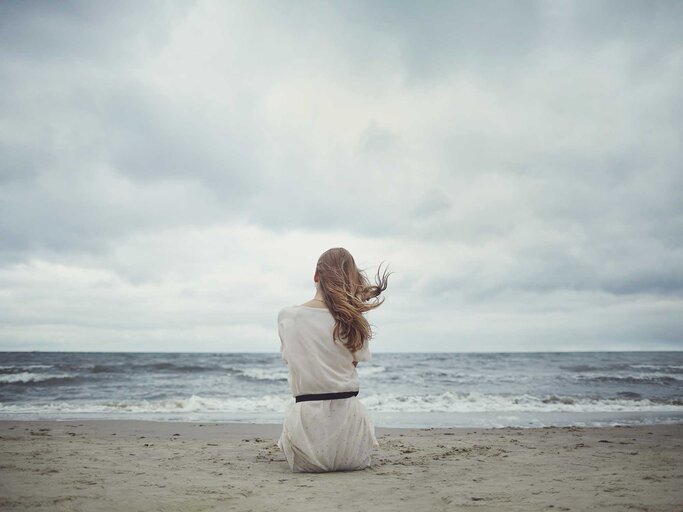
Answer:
(276, 304, 379, 473)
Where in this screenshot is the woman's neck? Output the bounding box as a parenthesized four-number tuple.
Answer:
(303, 291, 327, 308)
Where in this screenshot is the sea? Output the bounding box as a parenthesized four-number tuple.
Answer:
(0, 351, 681, 428)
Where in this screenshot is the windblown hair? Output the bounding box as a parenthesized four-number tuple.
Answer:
(315, 247, 392, 353)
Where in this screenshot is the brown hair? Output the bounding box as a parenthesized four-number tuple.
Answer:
(315, 247, 392, 353)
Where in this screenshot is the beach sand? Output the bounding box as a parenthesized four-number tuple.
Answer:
(0, 420, 681, 511)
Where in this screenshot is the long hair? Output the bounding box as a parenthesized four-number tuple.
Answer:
(315, 247, 392, 353)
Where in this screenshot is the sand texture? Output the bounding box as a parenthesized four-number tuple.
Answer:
(0, 420, 681, 511)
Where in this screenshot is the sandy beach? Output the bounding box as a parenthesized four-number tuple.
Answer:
(0, 420, 680, 511)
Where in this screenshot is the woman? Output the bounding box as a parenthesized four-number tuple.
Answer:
(277, 247, 392, 473)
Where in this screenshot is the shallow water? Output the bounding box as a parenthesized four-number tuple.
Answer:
(1, 351, 681, 428)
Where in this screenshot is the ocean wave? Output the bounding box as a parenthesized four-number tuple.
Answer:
(0, 372, 80, 385)
(359, 392, 683, 413)
(616, 391, 642, 399)
(629, 364, 683, 373)
(573, 374, 681, 385)
(0, 394, 292, 414)
(560, 364, 632, 372)
(90, 363, 229, 374)
(561, 364, 683, 375)
(0, 364, 54, 374)
(133, 363, 226, 373)
(416, 371, 534, 385)
(89, 364, 124, 373)
(237, 368, 289, 382)
(357, 365, 386, 376)
(46, 362, 236, 374)
(1, 392, 681, 415)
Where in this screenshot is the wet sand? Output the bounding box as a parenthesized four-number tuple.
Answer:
(0, 420, 681, 511)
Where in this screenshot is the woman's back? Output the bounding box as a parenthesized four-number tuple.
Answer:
(278, 305, 371, 397)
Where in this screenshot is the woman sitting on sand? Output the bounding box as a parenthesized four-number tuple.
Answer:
(277, 247, 391, 473)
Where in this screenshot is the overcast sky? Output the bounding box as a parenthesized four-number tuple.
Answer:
(1, 0, 681, 353)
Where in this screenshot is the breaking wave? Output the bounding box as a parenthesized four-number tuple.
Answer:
(0, 372, 81, 385)
(1, 392, 681, 415)
(237, 368, 289, 382)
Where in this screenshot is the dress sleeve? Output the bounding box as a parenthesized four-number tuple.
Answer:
(278, 311, 288, 365)
(352, 339, 371, 362)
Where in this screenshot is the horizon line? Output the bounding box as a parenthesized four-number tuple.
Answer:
(1, 349, 681, 354)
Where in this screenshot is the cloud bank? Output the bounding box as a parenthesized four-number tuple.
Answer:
(1, 0, 681, 351)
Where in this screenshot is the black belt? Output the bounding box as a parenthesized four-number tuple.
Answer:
(295, 390, 359, 403)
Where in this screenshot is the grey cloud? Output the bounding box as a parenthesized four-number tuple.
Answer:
(410, 189, 451, 219)
(357, 122, 399, 154)
(0, 3, 265, 261)
(0, 1, 185, 64)
(99, 85, 261, 192)
(337, 0, 544, 84)
(0, 0, 681, 350)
